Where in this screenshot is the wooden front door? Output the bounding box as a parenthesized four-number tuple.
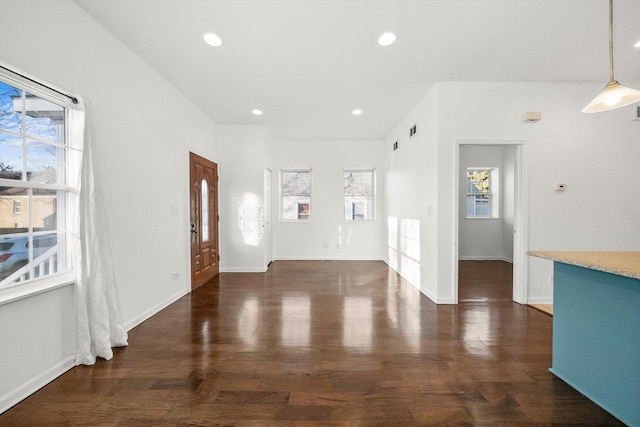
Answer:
(190, 152, 219, 289)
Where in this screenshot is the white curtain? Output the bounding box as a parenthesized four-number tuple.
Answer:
(68, 100, 128, 365)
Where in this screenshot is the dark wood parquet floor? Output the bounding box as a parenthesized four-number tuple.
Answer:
(1, 260, 624, 426)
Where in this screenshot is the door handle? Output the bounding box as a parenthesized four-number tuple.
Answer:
(191, 223, 197, 234)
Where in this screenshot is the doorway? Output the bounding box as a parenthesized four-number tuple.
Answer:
(189, 152, 219, 290)
(454, 140, 528, 304)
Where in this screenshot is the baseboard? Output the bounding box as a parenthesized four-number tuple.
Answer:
(125, 288, 187, 331)
(526, 296, 553, 305)
(220, 267, 268, 273)
(0, 355, 75, 414)
(383, 260, 445, 305)
(458, 256, 513, 263)
(274, 256, 383, 261)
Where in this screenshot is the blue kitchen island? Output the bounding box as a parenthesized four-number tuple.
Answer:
(528, 251, 640, 427)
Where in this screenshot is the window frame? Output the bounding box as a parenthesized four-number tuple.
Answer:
(343, 168, 375, 222)
(0, 64, 80, 300)
(279, 168, 312, 221)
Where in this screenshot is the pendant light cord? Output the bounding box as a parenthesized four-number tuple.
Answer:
(609, 0, 615, 82)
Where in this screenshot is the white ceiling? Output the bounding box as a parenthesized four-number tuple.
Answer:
(75, 0, 640, 140)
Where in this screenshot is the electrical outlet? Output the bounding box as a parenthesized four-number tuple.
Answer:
(393, 141, 398, 151)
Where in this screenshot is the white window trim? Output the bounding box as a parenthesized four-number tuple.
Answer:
(0, 271, 74, 306)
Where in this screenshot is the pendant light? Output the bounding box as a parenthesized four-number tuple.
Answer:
(582, 0, 640, 113)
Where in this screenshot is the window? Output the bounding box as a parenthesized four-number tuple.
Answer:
(466, 168, 499, 218)
(201, 179, 209, 242)
(344, 169, 374, 221)
(0, 67, 79, 289)
(281, 169, 311, 220)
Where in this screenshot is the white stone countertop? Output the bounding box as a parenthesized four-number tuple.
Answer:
(527, 251, 640, 280)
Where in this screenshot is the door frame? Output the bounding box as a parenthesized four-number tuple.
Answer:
(453, 139, 528, 304)
(264, 168, 273, 269)
(188, 151, 219, 290)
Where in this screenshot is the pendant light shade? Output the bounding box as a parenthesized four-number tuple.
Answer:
(582, 0, 640, 113)
(583, 81, 640, 113)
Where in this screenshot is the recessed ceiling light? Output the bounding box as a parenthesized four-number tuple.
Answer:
(203, 33, 222, 47)
(635, 40, 640, 49)
(252, 109, 263, 116)
(378, 32, 396, 46)
(352, 109, 363, 115)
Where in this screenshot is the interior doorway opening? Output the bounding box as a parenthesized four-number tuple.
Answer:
(453, 140, 528, 304)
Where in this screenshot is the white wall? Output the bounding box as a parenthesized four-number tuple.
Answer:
(438, 82, 640, 304)
(385, 81, 640, 304)
(218, 125, 271, 272)
(383, 87, 440, 301)
(0, 0, 218, 412)
(272, 140, 384, 261)
(458, 145, 515, 262)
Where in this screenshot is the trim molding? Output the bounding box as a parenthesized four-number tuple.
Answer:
(124, 288, 187, 331)
(526, 296, 553, 304)
(274, 256, 383, 261)
(458, 256, 513, 263)
(220, 267, 268, 273)
(0, 355, 75, 414)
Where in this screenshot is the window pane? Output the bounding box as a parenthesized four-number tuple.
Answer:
(0, 81, 24, 181)
(344, 196, 373, 221)
(282, 171, 310, 195)
(467, 170, 490, 194)
(282, 196, 310, 220)
(201, 179, 210, 242)
(0, 132, 24, 180)
(26, 141, 62, 184)
(0, 187, 29, 232)
(33, 189, 58, 231)
(22, 93, 65, 144)
(0, 81, 23, 134)
(0, 234, 28, 282)
(344, 171, 373, 196)
(31, 233, 59, 280)
(468, 194, 490, 216)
